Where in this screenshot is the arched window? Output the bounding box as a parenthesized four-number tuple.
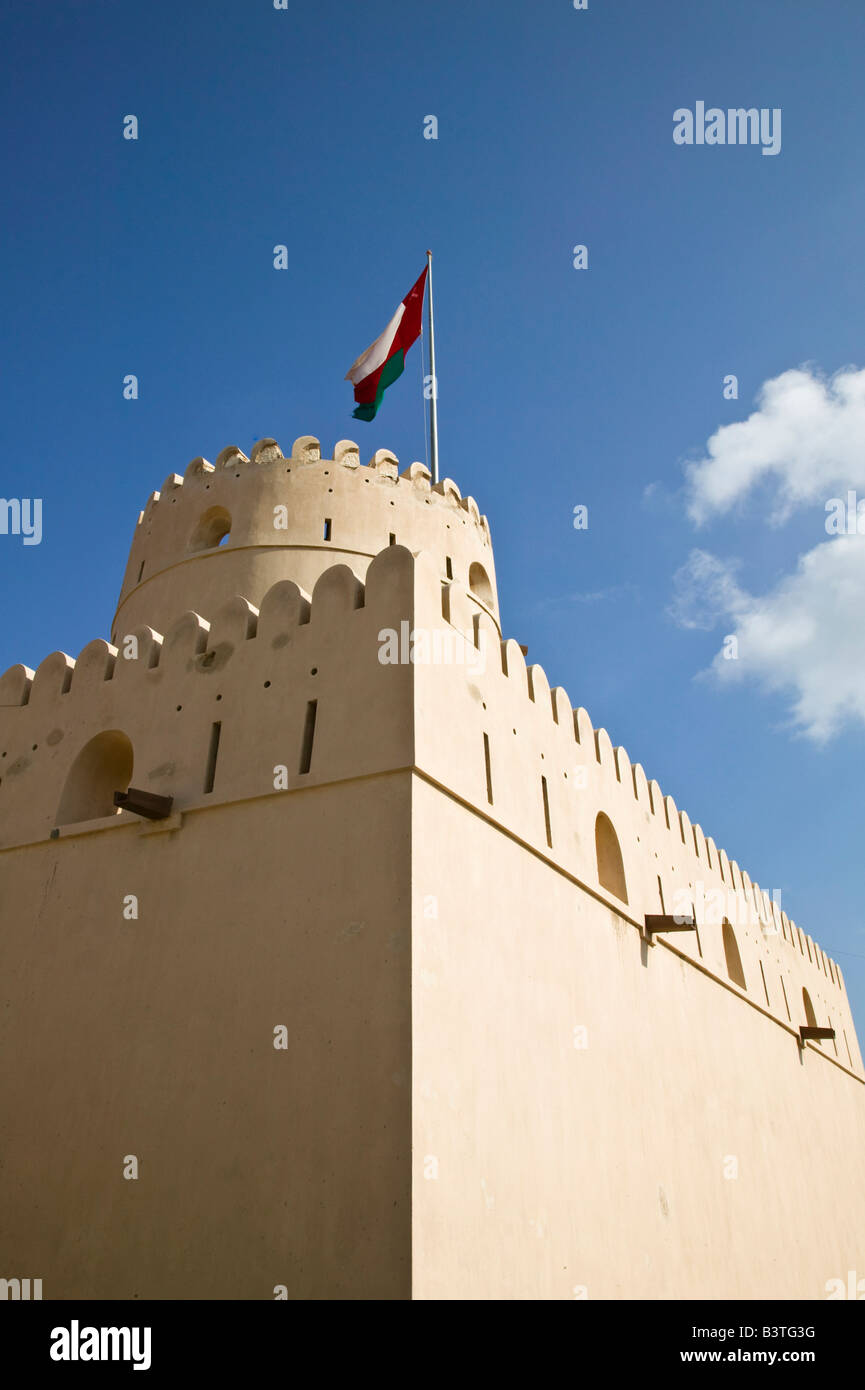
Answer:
(802, 988, 817, 1028)
(468, 562, 494, 608)
(595, 812, 627, 903)
(722, 920, 746, 989)
(56, 731, 134, 826)
(189, 506, 231, 552)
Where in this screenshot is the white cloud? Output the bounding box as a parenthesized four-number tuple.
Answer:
(669, 550, 748, 631)
(686, 365, 865, 524)
(673, 538, 865, 742)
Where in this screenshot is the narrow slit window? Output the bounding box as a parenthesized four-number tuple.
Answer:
(445, 556, 453, 580)
(204, 721, 221, 794)
(758, 960, 770, 1007)
(323, 518, 332, 542)
(780, 975, 791, 1021)
(541, 775, 552, 848)
(389, 532, 396, 546)
(137, 560, 145, 583)
(483, 733, 493, 805)
(299, 700, 317, 775)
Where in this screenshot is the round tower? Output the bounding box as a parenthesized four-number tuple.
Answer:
(111, 434, 499, 639)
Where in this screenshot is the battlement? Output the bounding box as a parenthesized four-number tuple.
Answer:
(0, 545, 424, 849)
(135, 437, 489, 531)
(114, 434, 498, 640)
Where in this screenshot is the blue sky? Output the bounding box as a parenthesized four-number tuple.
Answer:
(2, 1, 864, 1030)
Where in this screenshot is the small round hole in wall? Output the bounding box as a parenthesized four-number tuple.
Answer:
(264, 681, 271, 688)
(310, 667, 318, 676)
(176, 705, 182, 712)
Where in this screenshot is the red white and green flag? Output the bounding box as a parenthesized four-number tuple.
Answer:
(345, 266, 428, 421)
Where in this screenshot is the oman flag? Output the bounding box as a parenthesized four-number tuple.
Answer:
(345, 266, 428, 421)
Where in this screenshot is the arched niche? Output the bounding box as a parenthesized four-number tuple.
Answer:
(56, 730, 134, 826)
(722, 920, 747, 990)
(595, 812, 628, 903)
(188, 506, 231, 553)
(468, 561, 494, 609)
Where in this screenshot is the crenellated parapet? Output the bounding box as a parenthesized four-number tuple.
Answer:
(113, 434, 497, 641)
(0, 544, 420, 850)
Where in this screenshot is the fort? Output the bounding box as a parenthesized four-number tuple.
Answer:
(0, 433, 863, 1300)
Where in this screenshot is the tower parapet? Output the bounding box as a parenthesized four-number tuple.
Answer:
(112, 435, 498, 641)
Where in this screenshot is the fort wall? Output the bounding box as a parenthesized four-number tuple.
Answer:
(0, 541, 421, 1298)
(411, 781, 865, 1298)
(410, 560, 861, 1074)
(0, 785, 412, 1298)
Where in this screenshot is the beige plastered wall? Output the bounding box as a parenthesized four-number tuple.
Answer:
(0, 782, 412, 1300)
(410, 777, 865, 1300)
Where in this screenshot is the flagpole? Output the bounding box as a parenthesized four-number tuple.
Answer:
(426, 249, 439, 485)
